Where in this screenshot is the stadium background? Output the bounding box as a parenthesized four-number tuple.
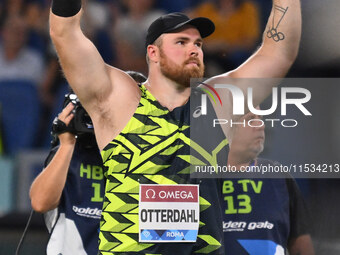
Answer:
(0, 0, 339, 254)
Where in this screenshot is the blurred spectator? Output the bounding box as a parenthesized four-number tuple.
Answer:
(0, 1, 4, 25)
(113, 0, 164, 73)
(82, 0, 115, 64)
(0, 105, 3, 155)
(0, 0, 50, 60)
(0, 14, 44, 84)
(155, 0, 204, 13)
(223, 108, 315, 254)
(39, 44, 65, 110)
(0, 0, 23, 20)
(24, 0, 50, 53)
(26, 0, 60, 108)
(189, 0, 260, 75)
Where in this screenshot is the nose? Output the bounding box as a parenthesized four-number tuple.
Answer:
(253, 117, 265, 130)
(190, 50, 198, 57)
(189, 44, 199, 57)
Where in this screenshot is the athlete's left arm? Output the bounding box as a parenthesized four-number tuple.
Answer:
(288, 234, 315, 255)
(228, 0, 301, 78)
(207, 0, 301, 110)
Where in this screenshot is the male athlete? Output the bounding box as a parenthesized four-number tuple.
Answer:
(49, 0, 301, 254)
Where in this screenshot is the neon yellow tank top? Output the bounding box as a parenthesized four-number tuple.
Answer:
(99, 85, 228, 254)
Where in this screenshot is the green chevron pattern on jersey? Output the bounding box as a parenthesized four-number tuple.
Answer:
(99, 85, 228, 254)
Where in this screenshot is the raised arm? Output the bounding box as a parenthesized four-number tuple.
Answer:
(50, 0, 139, 114)
(205, 0, 301, 140)
(50, 0, 140, 150)
(228, 0, 301, 78)
(49, 1, 110, 108)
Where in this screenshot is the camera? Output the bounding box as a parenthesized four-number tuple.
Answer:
(51, 92, 94, 146)
(62, 93, 94, 135)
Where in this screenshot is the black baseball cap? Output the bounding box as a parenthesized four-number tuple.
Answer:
(145, 12, 215, 48)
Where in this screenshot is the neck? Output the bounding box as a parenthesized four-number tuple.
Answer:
(146, 72, 191, 111)
(228, 149, 256, 169)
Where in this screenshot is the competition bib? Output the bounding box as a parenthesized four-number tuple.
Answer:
(139, 184, 200, 243)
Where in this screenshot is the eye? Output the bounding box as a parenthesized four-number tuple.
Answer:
(195, 42, 203, 48)
(176, 40, 185, 45)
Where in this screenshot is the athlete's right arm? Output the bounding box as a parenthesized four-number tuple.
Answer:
(49, 0, 122, 114)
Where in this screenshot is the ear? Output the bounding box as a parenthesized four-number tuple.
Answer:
(147, 44, 159, 63)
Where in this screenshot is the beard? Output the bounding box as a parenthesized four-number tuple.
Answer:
(159, 48, 205, 89)
(248, 139, 264, 159)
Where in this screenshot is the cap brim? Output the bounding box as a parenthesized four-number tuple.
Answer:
(165, 17, 215, 38)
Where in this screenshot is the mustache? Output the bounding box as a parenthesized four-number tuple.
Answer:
(184, 57, 201, 66)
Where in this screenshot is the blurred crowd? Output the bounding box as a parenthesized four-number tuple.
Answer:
(0, 0, 266, 154)
(1, 2, 340, 254)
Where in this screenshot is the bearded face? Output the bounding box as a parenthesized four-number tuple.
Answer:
(159, 47, 205, 89)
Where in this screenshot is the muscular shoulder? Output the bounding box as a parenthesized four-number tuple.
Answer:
(90, 66, 141, 115)
(91, 66, 142, 150)
(108, 66, 141, 96)
(107, 66, 142, 114)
